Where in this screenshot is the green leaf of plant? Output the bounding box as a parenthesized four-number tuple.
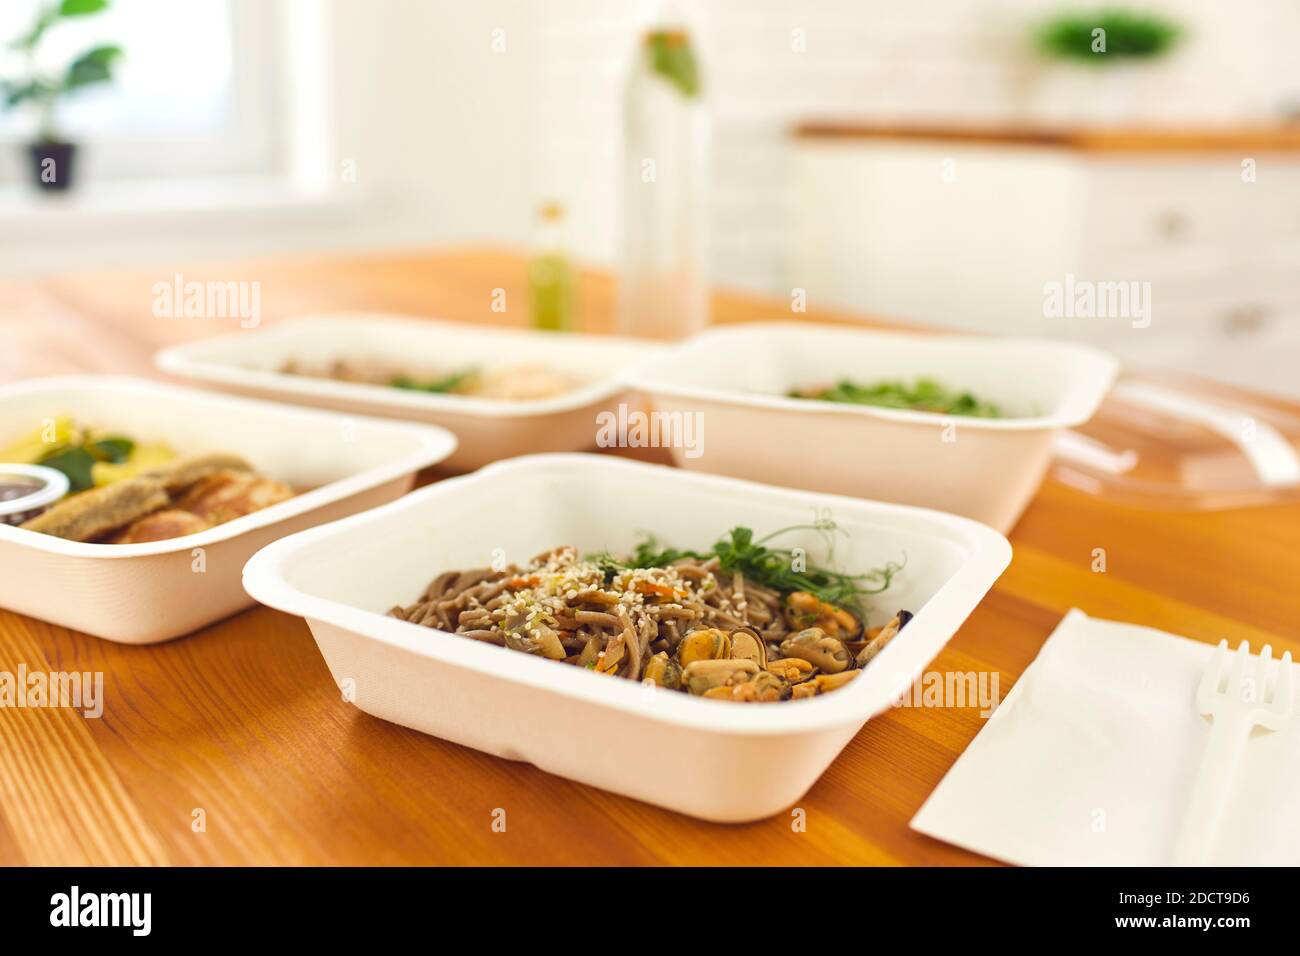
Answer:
(60, 0, 111, 17)
(2, 80, 55, 109)
(87, 436, 134, 463)
(11, 6, 60, 51)
(1035, 10, 1181, 64)
(63, 44, 122, 90)
(37, 446, 97, 492)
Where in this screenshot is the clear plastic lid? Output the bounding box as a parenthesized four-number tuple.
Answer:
(1050, 371, 1300, 510)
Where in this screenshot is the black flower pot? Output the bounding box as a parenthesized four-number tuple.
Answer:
(27, 140, 77, 192)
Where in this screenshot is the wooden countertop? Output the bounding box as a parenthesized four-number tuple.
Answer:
(793, 122, 1300, 153)
(1, 247, 1297, 865)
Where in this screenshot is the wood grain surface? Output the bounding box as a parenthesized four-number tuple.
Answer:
(1, 247, 1296, 865)
(792, 122, 1300, 153)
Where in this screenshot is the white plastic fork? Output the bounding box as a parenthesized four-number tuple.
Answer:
(1171, 640, 1295, 866)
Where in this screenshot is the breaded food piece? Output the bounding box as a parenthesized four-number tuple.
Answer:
(172, 469, 294, 525)
(20, 476, 170, 542)
(20, 451, 289, 544)
(107, 509, 213, 544)
(144, 452, 252, 492)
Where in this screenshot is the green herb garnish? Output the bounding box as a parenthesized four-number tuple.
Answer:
(592, 518, 903, 620)
(647, 30, 699, 98)
(87, 436, 133, 463)
(37, 434, 134, 491)
(36, 446, 96, 491)
(791, 377, 1001, 418)
(389, 369, 478, 394)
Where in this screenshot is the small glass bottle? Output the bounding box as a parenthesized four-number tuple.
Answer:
(617, 12, 709, 339)
(529, 201, 576, 332)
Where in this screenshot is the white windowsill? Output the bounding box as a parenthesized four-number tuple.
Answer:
(0, 175, 367, 238)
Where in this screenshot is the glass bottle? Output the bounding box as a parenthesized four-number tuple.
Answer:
(529, 200, 576, 332)
(617, 14, 709, 339)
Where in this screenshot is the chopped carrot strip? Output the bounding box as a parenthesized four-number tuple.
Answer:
(634, 580, 685, 599)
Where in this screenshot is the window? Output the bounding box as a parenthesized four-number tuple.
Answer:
(0, 0, 280, 182)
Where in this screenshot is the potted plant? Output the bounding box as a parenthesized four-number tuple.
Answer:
(1025, 8, 1182, 124)
(2, 0, 122, 192)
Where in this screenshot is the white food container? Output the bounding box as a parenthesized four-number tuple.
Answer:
(625, 323, 1118, 532)
(0, 376, 456, 644)
(243, 453, 1010, 822)
(155, 314, 659, 470)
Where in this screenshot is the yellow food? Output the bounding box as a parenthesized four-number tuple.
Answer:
(91, 443, 176, 486)
(0, 416, 177, 490)
(0, 416, 77, 463)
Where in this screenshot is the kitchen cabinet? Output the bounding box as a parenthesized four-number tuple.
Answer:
(788, 125, 1300, 391)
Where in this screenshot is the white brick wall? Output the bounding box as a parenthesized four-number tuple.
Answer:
(527, 0, 1300, 293)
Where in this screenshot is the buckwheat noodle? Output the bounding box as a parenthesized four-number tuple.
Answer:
(388, 545, 791, 682)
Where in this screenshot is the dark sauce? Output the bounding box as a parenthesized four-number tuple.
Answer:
(0, 477, 48, 526)
(0, 479, 40, 502)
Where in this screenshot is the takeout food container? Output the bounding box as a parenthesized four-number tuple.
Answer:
(624, 323, 1118, 532)
(243, 453, 1010, 822)
(0, 376, 456, 644)
(155, 314, 659, 471)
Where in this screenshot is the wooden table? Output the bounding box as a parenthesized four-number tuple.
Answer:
(793, 122, 1300, 153)
(1, 248, 1297, 865)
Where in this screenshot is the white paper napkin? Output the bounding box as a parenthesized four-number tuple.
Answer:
(911, 608, 1300, 866)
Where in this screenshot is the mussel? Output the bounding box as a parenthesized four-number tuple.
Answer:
(643, 652, 683, 690)
(780, 627, 852, 674)
(676, 627, 732, 666)
(703, 670, 788, 703)
(683, 658, 759, 695)
(791, 670, 859, 699)
(854, 612, 908, 667)
(766, 657, 816, 684)
(783, 591, 862, 641)
(729, 629, 768, 668)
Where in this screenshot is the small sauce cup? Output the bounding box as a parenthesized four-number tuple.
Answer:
(0, 464, 71, 526)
